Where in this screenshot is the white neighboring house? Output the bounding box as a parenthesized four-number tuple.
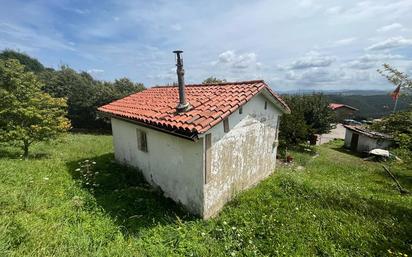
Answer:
(98, 52, 290, 219)
(344, 125, 393, 153)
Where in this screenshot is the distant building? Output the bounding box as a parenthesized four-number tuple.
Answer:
(343, 125, 393, 153)
(329, 103, 358, 121)
(98, 51, 290, 219)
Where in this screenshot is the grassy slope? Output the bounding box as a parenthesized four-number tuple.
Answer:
(0, 134, 411, 257)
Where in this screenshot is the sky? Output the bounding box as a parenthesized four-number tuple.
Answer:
(0, 0, 411, 91)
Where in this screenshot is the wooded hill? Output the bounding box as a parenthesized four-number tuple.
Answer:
(326, 94, 412, 119)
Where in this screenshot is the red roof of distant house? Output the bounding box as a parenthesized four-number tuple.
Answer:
(329, 103, 358, 111)
(98, 80, 290, 139)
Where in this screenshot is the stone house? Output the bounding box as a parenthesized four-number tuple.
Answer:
(98, 51, 290, 218)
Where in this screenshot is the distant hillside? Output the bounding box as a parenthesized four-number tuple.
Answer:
(326, 94, 412, 119)
(278, 89, 390, 96)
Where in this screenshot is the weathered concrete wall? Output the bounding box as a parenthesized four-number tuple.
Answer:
(111, 118, 204, 215)
(202, 93, 282, 218)
(344, 129, 392, 152)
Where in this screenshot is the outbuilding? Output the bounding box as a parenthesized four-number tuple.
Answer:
(98, 51, 290, 218)
(329, 103, 358, 121)
(343, 125, 393, 153)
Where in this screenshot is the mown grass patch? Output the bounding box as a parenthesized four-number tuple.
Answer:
(0, 134, 411, 256)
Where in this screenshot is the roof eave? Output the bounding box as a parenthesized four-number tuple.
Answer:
(261, 87, 291, 114)
(97, 110, 199, 141)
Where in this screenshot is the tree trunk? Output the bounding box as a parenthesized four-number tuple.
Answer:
(23, 140, 30, 160)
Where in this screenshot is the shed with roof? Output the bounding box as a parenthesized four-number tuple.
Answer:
(343, 125, 393, 153)
(329, 103, 358, 121)
(98, 51, 290, 218)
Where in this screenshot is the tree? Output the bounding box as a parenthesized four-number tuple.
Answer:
(299, 94, 335, 135)
(278, 110, 310, 147)
(371, 109, 412, 150)
(0, 49, 146, 130)
(112, 78, 145, 98)
(0, 59, 70, 158)
(41, 66, 96, 128)
(202, 76, 226, 84)
(378, 64, 412, 90)
(0, 49, 45, 73)
(279, 94, 335, 147)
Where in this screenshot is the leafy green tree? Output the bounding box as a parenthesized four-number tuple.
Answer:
(279, 94, 334, 147)
(42, 66, 96, 128)
(279, 110, 310, 147)
(0, 49, 146, 130)
(0, 59, 70, 158)
(299, 94, 335, 134)
(378, 64, 412, 90)
(202, 76, 227, 84)
(41, 67, 145, 129)
(113, 78, 145, 98)
(0, 49, 45, 73)
(372, 110, 412, 150)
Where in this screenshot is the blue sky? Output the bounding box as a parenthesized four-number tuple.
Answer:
(0, 0, 411, 91)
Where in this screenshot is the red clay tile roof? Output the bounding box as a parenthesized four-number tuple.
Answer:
(329, 103, 358, 111)
(98, 80, 289, 138)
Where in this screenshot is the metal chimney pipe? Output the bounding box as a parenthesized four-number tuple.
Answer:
(173, 50, 190, 112)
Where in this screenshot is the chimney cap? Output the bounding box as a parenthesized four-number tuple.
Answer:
(173, 50, 183, 54)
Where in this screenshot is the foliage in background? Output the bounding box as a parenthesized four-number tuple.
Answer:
(202, 76, 227, 84)
(372, 109, 412, 150)
(0, 49, 145, 130)
(326, 94, 412, 119)
(279, 94, 334, 147)
(0, 59, 70, 158)
(0, 49, 45, 73)
(378, 64, 412, 90)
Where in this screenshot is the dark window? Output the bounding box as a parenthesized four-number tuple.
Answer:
(136, 129, 148, 152)
(264, 101, 268, 110)
(239, 107, 243, 114)
(204, 134, 212, 184)
(223, 118, 230, 133)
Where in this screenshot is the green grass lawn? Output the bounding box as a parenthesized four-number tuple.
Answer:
(0, 134, 411, 256)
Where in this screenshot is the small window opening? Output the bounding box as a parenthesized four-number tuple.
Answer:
(239, 107, 243, 114)
(136, 129, 148, 152)
(223, 118, 230, 133)
(264, 101, 268, 110)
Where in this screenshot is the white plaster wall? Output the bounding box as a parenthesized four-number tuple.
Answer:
(201, 93, 282, 218)
(344, 129, 392, 152)
(344, 129, 352, 148)
(111, 118, 204, 215)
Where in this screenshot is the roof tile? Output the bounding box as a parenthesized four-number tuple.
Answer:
(98, 80, 290, 137)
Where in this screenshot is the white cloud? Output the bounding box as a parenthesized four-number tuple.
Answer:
(298, 0, 314, 8)
(87, 68, 104, 74)
(216, 50, 260, 70)
(333, 37, 357, 46)
(288, 51, 335, 70)
(285, 67, 343, 83)
(0, 22, 76, 52)
(366, 36, 412, 51)
(325, 6, 343, 15)
(170, 23, 182, 31)
(344, 53, 404, 70)
(377, 23, 403, 32)
(73, 8, 90, 15)
(218, 50, 236, 63)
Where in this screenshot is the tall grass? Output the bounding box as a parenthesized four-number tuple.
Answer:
(0, 135, 411, 256)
